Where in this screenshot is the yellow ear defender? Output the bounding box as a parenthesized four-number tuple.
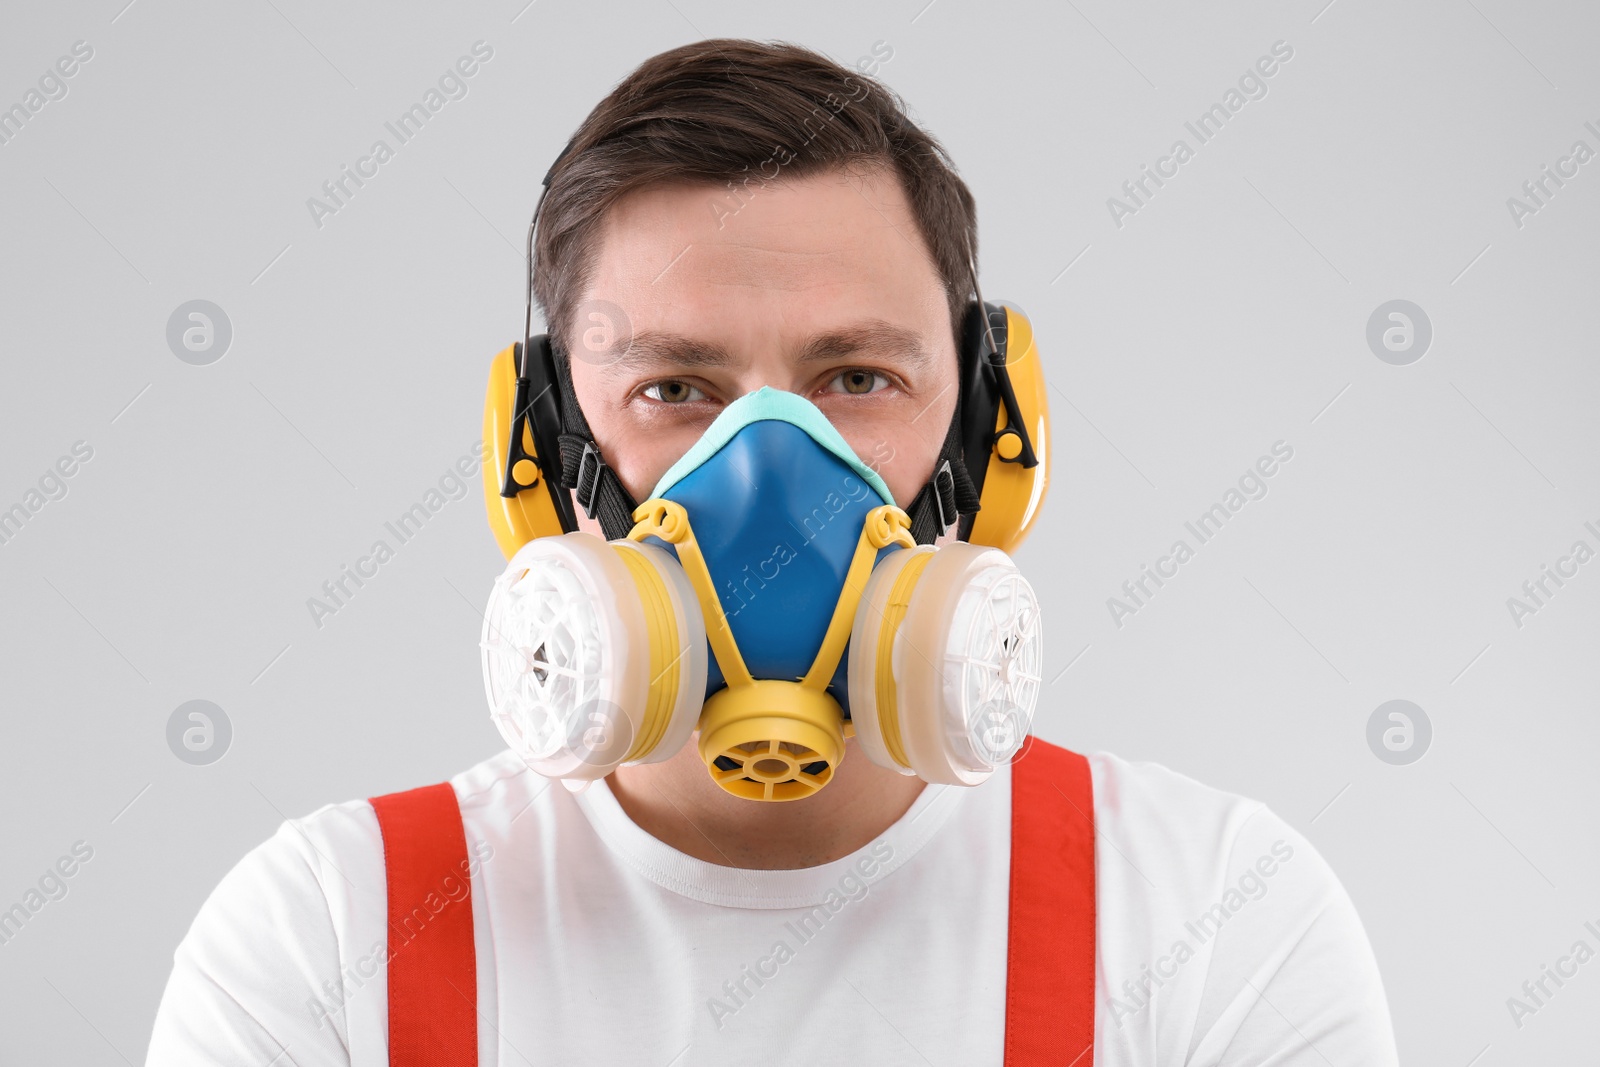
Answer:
(483, 339, 568, 559)
(482, 300, 1050, 560)
(961, 301, 1050, 555)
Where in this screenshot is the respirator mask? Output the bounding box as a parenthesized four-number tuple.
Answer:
(480, 387, 1042, 801)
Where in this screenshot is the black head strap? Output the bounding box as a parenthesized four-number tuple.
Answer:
(905, 395, 983, 544)
(551, 347, 641, 540)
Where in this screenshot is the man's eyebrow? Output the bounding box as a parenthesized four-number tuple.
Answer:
(598, 331, 736, 372)
(794, 320, 931, 368)
(598, 320, 931, 374)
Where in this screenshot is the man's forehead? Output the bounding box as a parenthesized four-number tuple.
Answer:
(589, 170, 929, 286)
(573, 169, 950, 369)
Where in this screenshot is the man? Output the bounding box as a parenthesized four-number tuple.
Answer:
(148, 39, 1397, 1065)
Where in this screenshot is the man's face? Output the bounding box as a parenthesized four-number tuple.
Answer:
(565, 165, 960, 536)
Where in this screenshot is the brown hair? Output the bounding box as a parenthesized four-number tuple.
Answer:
(532, 38, 978, 357)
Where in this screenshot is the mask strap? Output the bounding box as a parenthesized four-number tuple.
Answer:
(906, 241, 992, 544)
(551, 349, 640, 540)
(905, 408, 982, 543)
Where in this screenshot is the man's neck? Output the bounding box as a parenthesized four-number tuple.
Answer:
(606, 736, 926, 870)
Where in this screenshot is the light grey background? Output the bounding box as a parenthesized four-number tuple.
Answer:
(1, 0, 1596, 1062)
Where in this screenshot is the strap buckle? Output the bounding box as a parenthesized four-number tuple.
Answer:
(932, 458, 958, 533)
(574, 440, 605, 519)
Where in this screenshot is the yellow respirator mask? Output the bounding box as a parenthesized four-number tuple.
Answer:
(480, 388, 1043, 801)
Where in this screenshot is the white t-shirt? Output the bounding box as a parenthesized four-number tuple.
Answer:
(146, 747, 1397, 1065)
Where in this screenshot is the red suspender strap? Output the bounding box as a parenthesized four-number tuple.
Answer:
(1004, 737, 1097, 1066)
(370, 782, 479, 1067)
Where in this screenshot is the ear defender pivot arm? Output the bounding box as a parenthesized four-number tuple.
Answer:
(977, 302, 1039, 470)
(500, 336, 580, 533)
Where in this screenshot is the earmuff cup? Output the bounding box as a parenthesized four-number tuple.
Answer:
(481, 533, 707, 782)
(483, 343, 569, 559)
(963, 305, 1050, 555)
(847, 541, 1043, 785)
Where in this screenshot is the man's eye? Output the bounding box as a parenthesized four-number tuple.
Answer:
(828, 369, 889, 395)
(643, 380, 706, 404)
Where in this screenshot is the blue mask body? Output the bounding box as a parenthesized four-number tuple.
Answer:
(642, 388, 902, 718)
